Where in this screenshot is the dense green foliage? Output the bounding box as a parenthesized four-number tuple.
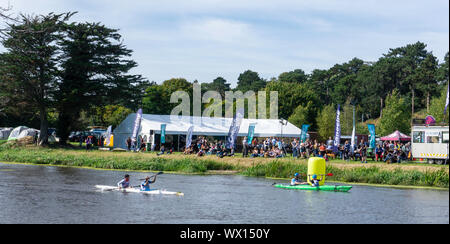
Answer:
(0, 147, 235, 173)
(379, 89, 412, 135)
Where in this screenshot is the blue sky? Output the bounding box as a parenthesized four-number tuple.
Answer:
(1, 0, 449, 87)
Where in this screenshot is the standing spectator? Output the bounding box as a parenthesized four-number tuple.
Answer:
(291, 139, 298, 158)
(313, 140, 319, 156)
(300, 142, 306, 158)
(126, 137, 132, 151)
(305, 139, 311, 158)
(85, 136, 92, 151)
(326, 137, 334, 149)
(242, 136, 249, 157)
(139, 136, 146, 152)
(359, 139, 368, 163)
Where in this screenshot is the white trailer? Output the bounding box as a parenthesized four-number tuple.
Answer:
(411, 125, 449, 164)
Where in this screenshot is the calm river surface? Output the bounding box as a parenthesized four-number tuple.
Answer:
(0, 163, 448, 224)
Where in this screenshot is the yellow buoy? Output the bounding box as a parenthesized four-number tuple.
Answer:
(307, 157, 326, 186)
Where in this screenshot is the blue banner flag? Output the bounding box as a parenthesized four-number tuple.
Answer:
(185, 126, 194, 148)
(160, 124, 166, 144)
(131, 108, 143, 150)
(367, 124, 376, 148)
(247, 123, 256, 144)
(300, 124, 310, 142)
(333, 104, 341, 153)
(226, 108, 245, 149)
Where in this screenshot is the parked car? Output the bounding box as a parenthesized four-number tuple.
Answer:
(69, 131, 87, 142)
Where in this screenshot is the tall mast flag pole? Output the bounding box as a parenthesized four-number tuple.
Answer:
(445, 81, 449, 115)
(131, 108, 143, 151)
(351, 104, 356, 155)
(333, 104, 341, 153)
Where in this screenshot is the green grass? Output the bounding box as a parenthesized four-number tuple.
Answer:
(0, 146, 236, 174)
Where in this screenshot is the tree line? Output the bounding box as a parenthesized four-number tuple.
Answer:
(1, 11, 448, 144)
(142, 44, 449, 140)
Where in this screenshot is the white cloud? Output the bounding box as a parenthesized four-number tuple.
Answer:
(180, 18, 254, 44)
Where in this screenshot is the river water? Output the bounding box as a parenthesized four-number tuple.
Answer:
(0, 163, 448, 224)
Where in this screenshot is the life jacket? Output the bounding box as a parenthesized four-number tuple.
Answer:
(118, 179, 130, 188)
(141, 180, 151, 191)
(311, 179, 320, 187)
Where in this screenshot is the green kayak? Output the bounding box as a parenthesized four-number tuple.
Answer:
(274, 184, 352, 192)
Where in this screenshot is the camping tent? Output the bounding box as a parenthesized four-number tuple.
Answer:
(18, 128, 39, 139)
(380, 130, 411, 141)
(113, 114, 303, 150)
(0, 128, 13, 140)
(8, 126, 29, 141)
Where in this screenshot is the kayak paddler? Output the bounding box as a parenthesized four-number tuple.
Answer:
(117, 174, 131, 189)
(310, 174, 321, 187)
(291, 173, 308, 186)
(140, 175, 157, 191)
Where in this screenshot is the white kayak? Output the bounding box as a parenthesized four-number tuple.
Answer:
(95, 185, 184, 196)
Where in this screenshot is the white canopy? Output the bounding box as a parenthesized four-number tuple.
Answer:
(113, 114, 302, 149)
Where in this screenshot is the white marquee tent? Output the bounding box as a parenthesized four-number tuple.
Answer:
(113, 114, 302, 150)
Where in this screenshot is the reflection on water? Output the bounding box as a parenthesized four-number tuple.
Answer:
(0, 163, 448, 224)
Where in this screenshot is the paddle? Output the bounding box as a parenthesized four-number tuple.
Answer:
(138, 171, 164, 180)
(133, 172, 164, 187)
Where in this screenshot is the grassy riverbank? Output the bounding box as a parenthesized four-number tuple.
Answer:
(0, 144, 448, 188)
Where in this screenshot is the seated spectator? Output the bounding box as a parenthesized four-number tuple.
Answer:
(258, 148, 265, 157)
(375, 144, 384, 161)
(157, 145, 165, 156)
(250, 148, 259, 158)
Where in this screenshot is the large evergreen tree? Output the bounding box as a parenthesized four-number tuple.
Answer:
(236, 70, 266, 92)
(56, 22, 148, 144)
(0, 13, 72, 144)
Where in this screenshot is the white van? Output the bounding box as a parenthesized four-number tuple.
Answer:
(411, 125, 449, 164)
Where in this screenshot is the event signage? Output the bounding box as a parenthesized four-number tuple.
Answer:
(445, 84, 449, 113)
(247, 123, 256, 144)
(425, 115, 436, 126)
(226, 108, 244, 149)
(300, 124, 310, 142)
(350, 105, 356, 154)
(131, 108, 143, 150)
(160, 124, 166, 144)
(185, 126, 194, 148)
(367, 124, 376, 148)
(333, 104, 341, 153)
(104, 125, 112, 146)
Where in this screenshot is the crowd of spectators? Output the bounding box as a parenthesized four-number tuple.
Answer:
(153, 135, 412, 164)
